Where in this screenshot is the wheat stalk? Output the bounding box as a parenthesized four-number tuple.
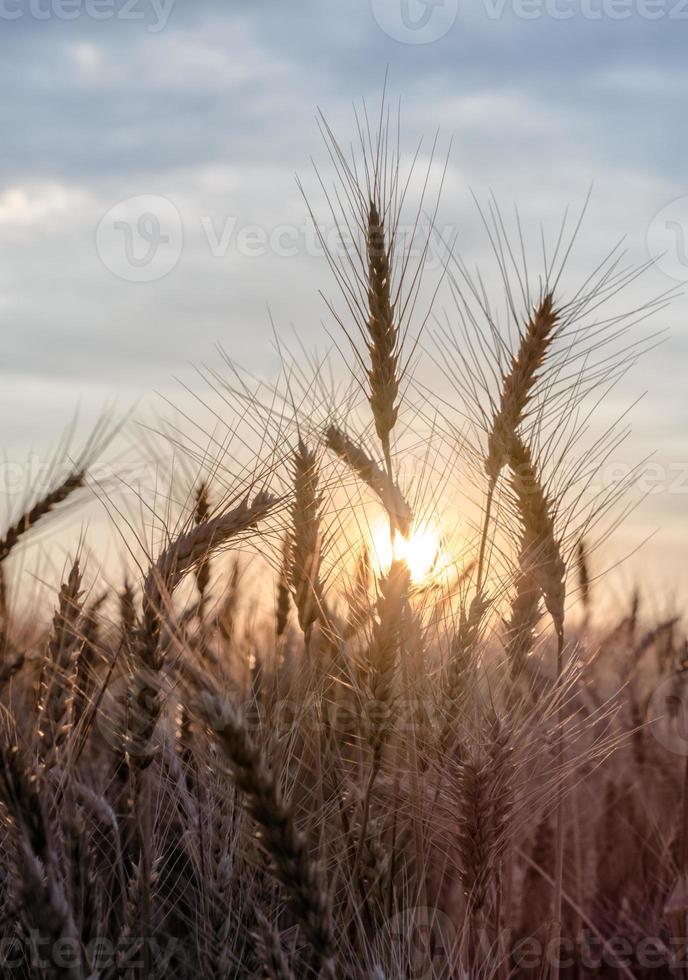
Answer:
(198, 691, 337, 980)
(38, 559, 84, 771)
(325, 424, 412, 536)
(476, 293, 559, 592)
(485, 293, 559, 484)
(275, 534, 292, 640)
(508, 437, 566, 640)
(365, 199, 401, 473)
(289, 442, 324, 647)
(0, 468, 86, 566)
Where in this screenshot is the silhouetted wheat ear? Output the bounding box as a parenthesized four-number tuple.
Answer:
(440, 592, 486, 752)
(366, 199, 400, 452)
(275, 533, 292, 639)
(456, 713, 514, 922)
(346, 544, 372, 634)
(0, 467, 86, 627)
(366, 559, 409, 766)
(0, 740, 82, 971)
(119, 577, 136, 638)
(508, 437, 566, 638)
(325, 424, 412, 535)
(486, 293, 559, 483)
(0, 468, 85, 565)
(142, 491, 274, 669)
(74, 590, 107, 720)
(504, 569, 541, 681)
(254, 911, 297, 980)
(218, 555, 240, 647)
(39, 558, 84, 769)
(577, 538, 591, 615)
(194, 481, 212, 611)
(289, 441, 324, 641)
(199, 691, 337, 980)
(131, 492, 274, 768)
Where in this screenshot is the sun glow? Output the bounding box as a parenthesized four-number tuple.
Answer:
(369, 519, 449, 585)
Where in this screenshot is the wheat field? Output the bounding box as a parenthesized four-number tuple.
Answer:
(0, 107, 685, 980)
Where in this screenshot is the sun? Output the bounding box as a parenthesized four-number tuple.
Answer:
(369, 519, 449, 585)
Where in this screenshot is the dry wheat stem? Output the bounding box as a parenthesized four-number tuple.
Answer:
(132, 491, 274, 772)
(325, 423, 412, 536)
(289, 442, 325, 646)
(198, 691, 337, 980)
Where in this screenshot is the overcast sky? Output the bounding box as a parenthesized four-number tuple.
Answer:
(1, 0, 686, 603)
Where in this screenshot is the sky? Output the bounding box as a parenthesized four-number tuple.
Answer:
(1, 0, 687, 605)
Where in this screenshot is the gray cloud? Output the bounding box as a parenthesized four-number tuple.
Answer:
(0, 0, 686, 585)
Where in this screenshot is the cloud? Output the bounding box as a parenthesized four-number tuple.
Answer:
(0, 0, 685, 588)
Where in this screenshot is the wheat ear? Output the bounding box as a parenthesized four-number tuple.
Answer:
(194, 481, 212, 641)
(508, 437, 566, 640)
(254, 911, 297, 980)
(366, 199, 401, 473)
(199, 691, 337, 980)
(0, 467, 85, 565)
(38, 559, 84, 770)
(440, 592, 486, 754)
(504, 569, 542, 684)
(485, 293, 559, 483)
(325, 424, 412, 536)
(477, 293, 559, 591)
(275, 533, 292, 640)
(131, 491, 274, 767)
(289, 441, 324, 647)
(577, 538, 591, 623)
(507, 435, 566, 980)
(351, 559, 409, 884)
(0, 739, 84, 980)
(0, 466, 86, 634)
